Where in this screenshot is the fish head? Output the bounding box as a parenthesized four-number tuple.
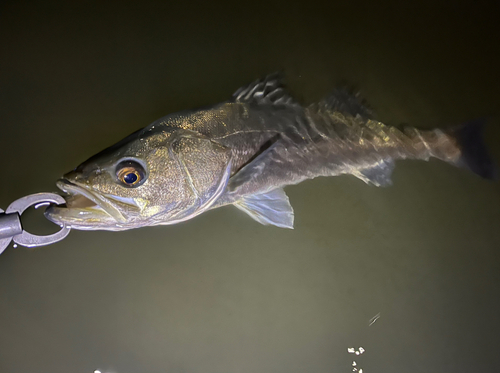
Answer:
(45, 127, 232, 231)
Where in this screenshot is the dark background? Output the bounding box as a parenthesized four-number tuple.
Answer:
(1, 1, 499, 372)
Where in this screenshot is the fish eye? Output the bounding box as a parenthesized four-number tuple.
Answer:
(116, 160, 146, 187)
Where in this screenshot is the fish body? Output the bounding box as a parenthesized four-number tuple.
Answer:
(45, 74, 495, 231)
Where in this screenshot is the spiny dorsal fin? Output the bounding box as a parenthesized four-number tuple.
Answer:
(232, 73, 299, 107)
(233, 188, 294, 229)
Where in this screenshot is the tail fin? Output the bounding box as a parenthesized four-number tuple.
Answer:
(453, 119, 497, 180)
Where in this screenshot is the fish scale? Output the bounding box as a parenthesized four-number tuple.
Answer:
(45, 74, 495, 231)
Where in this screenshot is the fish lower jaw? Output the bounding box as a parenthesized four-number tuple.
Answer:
(44, 204, 120, 230)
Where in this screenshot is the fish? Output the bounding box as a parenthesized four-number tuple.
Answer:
(45, 74, 496, 231)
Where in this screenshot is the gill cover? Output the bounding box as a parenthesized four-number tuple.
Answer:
(165, 129, 233, 223)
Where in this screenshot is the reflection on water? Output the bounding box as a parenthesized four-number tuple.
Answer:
(368, 313, 380, 327)
(0, 2, 499, 373)
(348, 346, 366, 372)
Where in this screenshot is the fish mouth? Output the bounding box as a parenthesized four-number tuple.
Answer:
(46, 179, 127, 225)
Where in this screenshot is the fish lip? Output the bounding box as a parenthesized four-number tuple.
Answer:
(55, 179, 127, 223)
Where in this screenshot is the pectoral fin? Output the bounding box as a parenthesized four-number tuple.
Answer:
(233, 188, 294, 229)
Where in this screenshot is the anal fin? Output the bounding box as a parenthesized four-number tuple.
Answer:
(353, 159, 395, 187)
(233, 188, 294, 229)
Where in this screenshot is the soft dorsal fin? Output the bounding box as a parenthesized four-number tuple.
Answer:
(318, 88, 374, 119)
(232, 73, 299, 107)
(233, 188, 294, 229)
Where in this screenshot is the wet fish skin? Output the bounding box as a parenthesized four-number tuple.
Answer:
(45, 74, 494, 231)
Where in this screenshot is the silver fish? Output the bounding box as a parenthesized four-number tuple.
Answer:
(45, 74, 495, 231)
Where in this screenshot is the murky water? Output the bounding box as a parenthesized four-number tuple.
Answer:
(1, 3, 499, 373)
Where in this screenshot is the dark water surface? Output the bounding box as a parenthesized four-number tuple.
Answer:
(1, 2, 499, 373)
